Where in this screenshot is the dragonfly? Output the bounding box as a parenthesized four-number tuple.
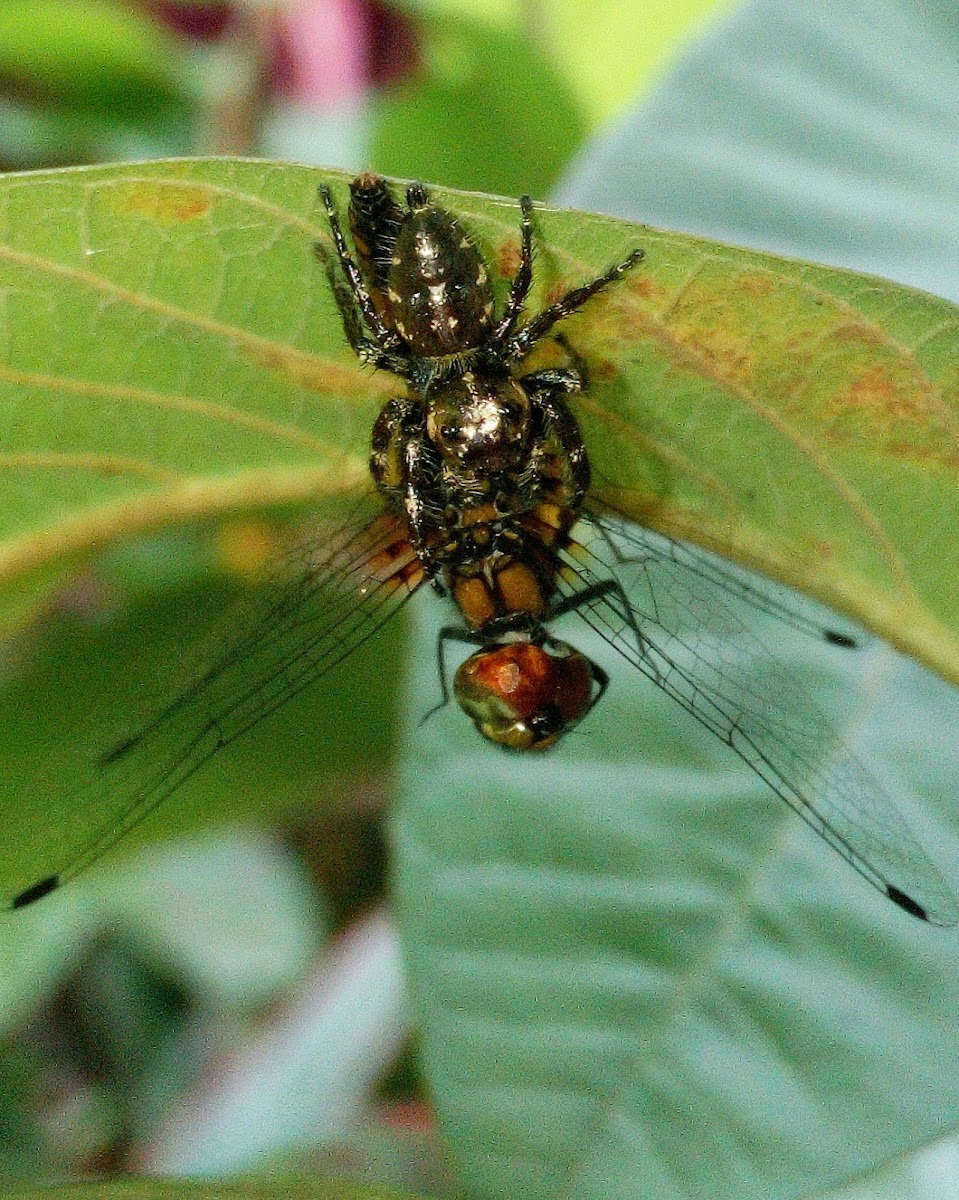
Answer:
(6, 174, 956, 927)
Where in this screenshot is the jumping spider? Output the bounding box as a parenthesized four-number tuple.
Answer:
(316, 173, 644, 749)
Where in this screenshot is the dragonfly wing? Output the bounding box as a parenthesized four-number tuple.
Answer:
(588, 500, 864, 647)
(560, 512, 959, 926)
(10, 505, 422, 909)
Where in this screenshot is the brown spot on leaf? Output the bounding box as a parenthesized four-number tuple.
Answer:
(675, 319, 757, 385)
(590, 357, 618, 383)
(495, 236, 523, 279)
(830, 316, 883, 345)
(115, 181, 212, 224)
(543, 279, 569, 306)
(842, 364, 919, 418)
(625, 272, 661, 301)
(736, 271, 777, 297)
(818, 360, 959, 466)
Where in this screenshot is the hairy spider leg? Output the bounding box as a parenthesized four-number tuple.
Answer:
(369, 394, 450, 573)
(490, 195, 536, 345)
(504, 247, 646, 362)
(518, 373, 592, 509)
(316, 185, 412, 376)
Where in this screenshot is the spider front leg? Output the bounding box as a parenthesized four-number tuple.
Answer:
(314, 240, 372, 356)
(316, 185, 410, 374)
(503, 245, 645, 363)
(490, 195, 535, 346)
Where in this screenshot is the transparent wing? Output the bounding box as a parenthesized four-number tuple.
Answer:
(10, 503, 423, 909)
(561, 509, 959, 926)
(588, 500, 864, 648)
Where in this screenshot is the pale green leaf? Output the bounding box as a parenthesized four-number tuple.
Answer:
(394, 0, 959, 1198)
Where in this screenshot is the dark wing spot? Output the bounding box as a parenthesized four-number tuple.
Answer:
(824, 629, 859, 649)
(887, 884, 929, 921)
(12, 875, 60, 909)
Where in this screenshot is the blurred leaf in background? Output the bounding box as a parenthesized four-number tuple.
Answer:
(367, 12, 587, 196)
(0, 0, 715, 190)
(0, 0, 196, 166)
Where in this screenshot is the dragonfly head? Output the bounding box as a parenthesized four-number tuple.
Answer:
(453, 637, 596, 751)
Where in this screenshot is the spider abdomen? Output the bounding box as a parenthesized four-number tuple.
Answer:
(384, 201, 495, 355)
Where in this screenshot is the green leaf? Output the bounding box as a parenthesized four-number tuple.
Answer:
(0, 1180, 429, 1200)
(0, 154, 957, 923)
(0, 160, 956, 677)
(0, 161, 410, 911)
(548, 0, 743, 126)
(396, 622, 959, 1199)
(400, 0, 743, 128)
(369, 13, 586, 196)
(0, 0, 188, 123)
(392, 1, 959, 1198)
(0, 160, 384, 618)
